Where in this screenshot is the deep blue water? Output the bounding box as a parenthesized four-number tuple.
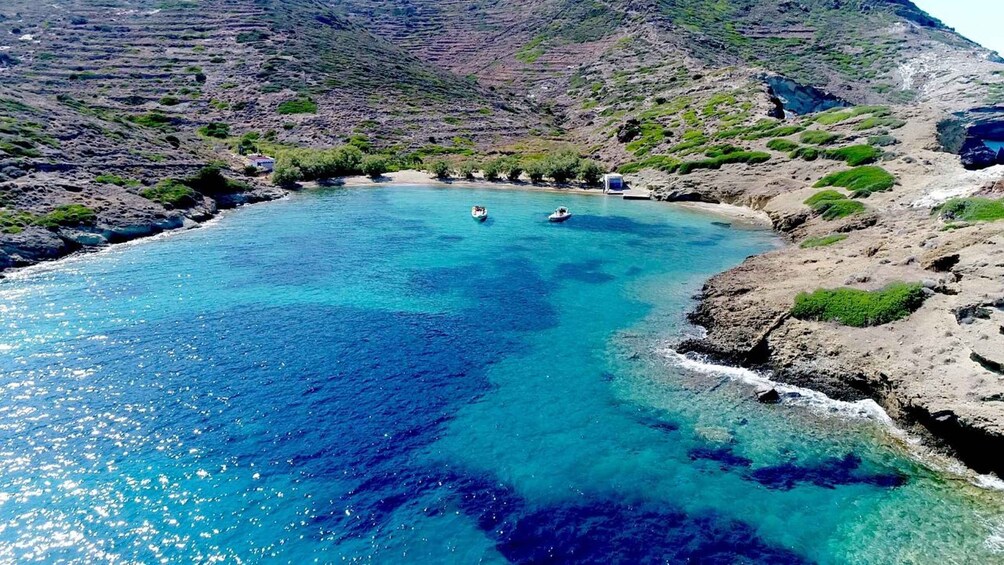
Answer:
(1, 185, 1003, 563)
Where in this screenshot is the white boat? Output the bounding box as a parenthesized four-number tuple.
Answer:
(471, 205, 488, 222)
(548, 207, 571, 223)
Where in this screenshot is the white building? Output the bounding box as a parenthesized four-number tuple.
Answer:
(602, 173, 624, 192)
(247, 154, 275, 172)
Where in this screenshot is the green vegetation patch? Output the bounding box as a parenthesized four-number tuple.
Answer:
(678, 150, 770, 175)
(34, 205, 97, 229)
(814, 166, 895, 197)
(141, 180, 199, 208)
(936, 197, 1004, 223)
(854, 116, 906, 131)
(822, 145, 883, 166)
(804, 190, 866, 220)
(617, 155, 680, 174)
(198, 122, 230, 138)
(95, 174, 140, 187)
(812, 106, 890, 126)
(515, 36, 546, 64)
(277, 98, 317, 115)
(791, 282, 926, 327)
(766, 138, 800, 152)
(790, 146, 819, 161)
(799, 130, 841, 146)
(800, 234, 848, 248)
(0, 209, 37, 234)
(130, 112, 175, 129)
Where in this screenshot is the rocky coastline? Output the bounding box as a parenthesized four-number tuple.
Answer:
(626, 119, 1004, 476)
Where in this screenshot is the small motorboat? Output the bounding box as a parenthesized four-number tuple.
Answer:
(471, 205, 488, 222)
(548, 207, 572, 223)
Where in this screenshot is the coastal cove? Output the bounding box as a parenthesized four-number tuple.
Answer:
(2, 185, 1004, 562)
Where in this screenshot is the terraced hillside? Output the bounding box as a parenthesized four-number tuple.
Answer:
(1, 0, 1004, 273)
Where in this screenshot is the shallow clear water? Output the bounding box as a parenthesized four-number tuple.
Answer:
(2, 185, 1003, 563)
(985, 140, 1004, 153)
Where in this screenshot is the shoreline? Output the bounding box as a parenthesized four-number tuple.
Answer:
(4, 173, 1003, 485)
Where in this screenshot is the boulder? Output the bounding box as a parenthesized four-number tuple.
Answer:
(755, 387, 781, 404)
(616, 119, 641, 143)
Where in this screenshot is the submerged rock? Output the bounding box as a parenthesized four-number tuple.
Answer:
(960, 140, 999, 170)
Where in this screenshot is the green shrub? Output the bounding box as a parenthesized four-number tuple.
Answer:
(457, 161, 477, 180)
(766, 139, 800, 152)
(804, 190, 846, 207)
(799, 130, 841, 146)
(677, 151, 770, 175)
(141, 180, 198, 208)
(525, 160, 547, 183)
(822, 145, 883, 166)
(935, 197, 1004, 223)
(483, 160, 501, 181)
(360, 155, 389, 179)
(617, 155, 679, 174)
(159, 96, 180, 106)
(271, 145, 364, 185)
(799, 234, 848, 248)
(0, 209, 36, 234)
(130, 112, 174, 129)
(812, 106, 890, 126)
(95, 174, 140, 187)
(814, 166, 895, 197)
(272, 165, 303, 186)
(791, 283, 926, 327)
(185, 165, 248, 195)
(545, 152, 581, 183)
(198, 122, 230, 139)
(854, 116, 906, 131)
(868, 135, 898, 147)
(429, 160, 451, 179)
(790, 147, 820, 161)
(277, 98, 317, 115)
(804, 191, 866, 220)
(499, 157, 523, 182)
(34, 204, 97, 229)
(578, 160, 604, 185)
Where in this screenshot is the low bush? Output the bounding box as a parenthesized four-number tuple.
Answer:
(766, 139, 800, 152)
(935, 197, 1004, 223)
(799, 234, 848, 248)
(822, 145, 883, 166)
(814, 166, 895, 197)
(799, 130, 841, 146)
(34, 204, 97, 229)
(677, 151, 770, 175)
(130, 112, 174, 129)
(617, 155, 679, 174)
(499, 157, 523, 182)
(854, 116, 906, 131)
(868, 135, 898, 147)
(95, 174, 139, 187)
(791, 282, 926, 327)
(804, 191, 866, 220)
(141, 180, 198, 208)
(0, 209, 36, 234)
(790, 146, 820, 161)
(159, 96, 180, 106)
(198, 122, 230, 139)
(277, 98, 317, 115)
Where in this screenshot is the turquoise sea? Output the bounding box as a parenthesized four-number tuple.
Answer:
(2, 185, 1004, 563)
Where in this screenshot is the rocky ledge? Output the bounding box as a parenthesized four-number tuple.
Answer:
(0, 181, 287, 273)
